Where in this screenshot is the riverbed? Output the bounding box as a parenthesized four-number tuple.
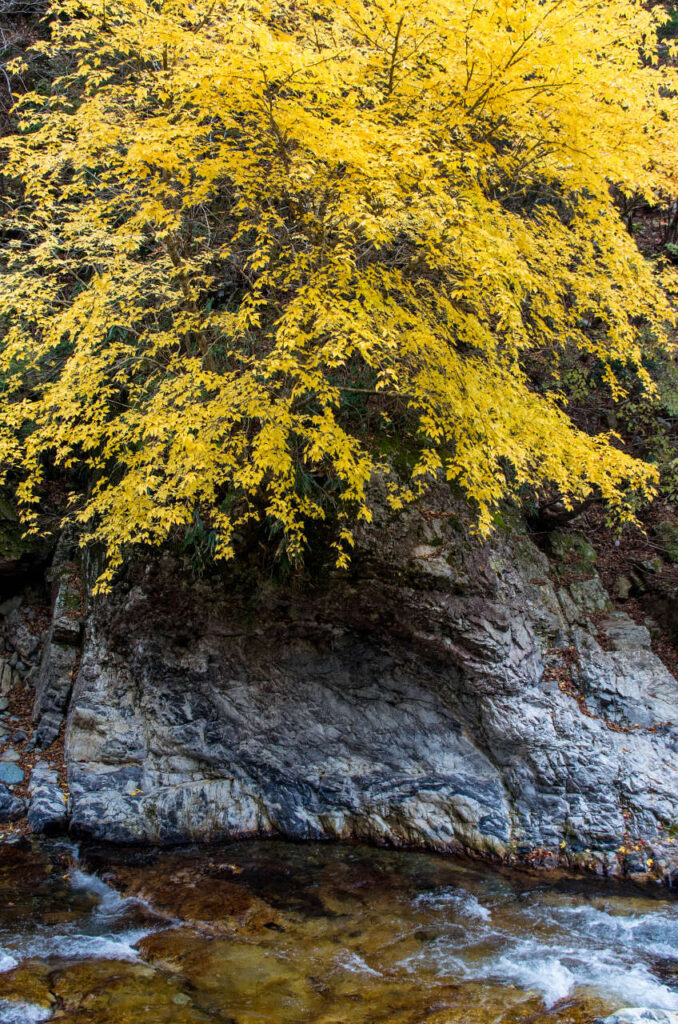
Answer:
(0, 840, 676, 1023)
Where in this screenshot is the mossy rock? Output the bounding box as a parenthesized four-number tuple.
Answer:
(0, 961, 54, 1008)
(50, 959, 213, 1023)
(546, 530, 597, 576)
(0, 498, 18, 524)
(654, 519, 678, 564)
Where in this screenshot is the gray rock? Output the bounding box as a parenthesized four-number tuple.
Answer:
(35, 707, 69, 749)
(594, 1011, 678, 1024)
(0, 697, 9, 713)
(637, 557, 664, 577)
(0, 595, 23, 617)
(57, 488, 678, 874)
(11, 730, 27, 744)
(0, 663, 12, 696)
(0, 783, 26, 823)
(5, 609, 39, 660)
(613, 575, 633, 601)
(0, 749, 20, 762)
(0, 762, 23, 786)
(27, 761, 69, 834)
(51, 575, 83, 645)
(571, 615, 678, 729)
(33, 565, 83, 748)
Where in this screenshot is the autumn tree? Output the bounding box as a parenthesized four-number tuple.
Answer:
(1, 0, 677, 585)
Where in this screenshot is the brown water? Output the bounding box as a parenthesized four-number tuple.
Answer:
(0, 839, 676, 1023)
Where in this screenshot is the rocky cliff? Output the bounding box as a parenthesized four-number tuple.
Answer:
(2, 489, 678, 882)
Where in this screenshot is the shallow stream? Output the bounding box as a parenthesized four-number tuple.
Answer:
(0, 840, 676, 1023)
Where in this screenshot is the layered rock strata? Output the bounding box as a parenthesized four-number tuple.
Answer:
(38, 491, 677, 881)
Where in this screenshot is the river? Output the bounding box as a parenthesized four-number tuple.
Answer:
(0, 839, 676, 1023)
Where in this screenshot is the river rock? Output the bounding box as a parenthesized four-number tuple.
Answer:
(0, 762, 23, 786)
(51, 485, 678, 874)
(27, 762, 69, 834)
(0, 782, 26, 822)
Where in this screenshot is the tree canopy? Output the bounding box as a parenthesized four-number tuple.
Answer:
(1, 0, 677, 585)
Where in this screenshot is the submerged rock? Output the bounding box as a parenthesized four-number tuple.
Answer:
(49, 959, 213, 1023)
(0, 962, 55, 1011)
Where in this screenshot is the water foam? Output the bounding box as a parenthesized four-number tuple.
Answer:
(0, 1000, 52, 1023)
(0, 860, 165, 973)
(337, 951, 383, 976)
(14, 930, 151, 965)
(480, 949, 576, 1007)
(401, 881, 678, 1011)
(414, 888, 492, 921)
(0, 954, 17, 974)
(540, 902, 678, 962)
(466, 939, 678, 1011)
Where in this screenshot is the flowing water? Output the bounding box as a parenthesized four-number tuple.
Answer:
(0, 839, 676, 1023)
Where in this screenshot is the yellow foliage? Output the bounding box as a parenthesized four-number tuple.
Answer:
(1, 0, 677, 584)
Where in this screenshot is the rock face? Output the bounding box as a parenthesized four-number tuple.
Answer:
(33, 532, 84, 748)
(53, 489, 678, 879)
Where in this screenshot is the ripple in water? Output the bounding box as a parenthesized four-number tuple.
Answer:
(0, 840, 676, 1022)
(0, 848, 168, 974)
